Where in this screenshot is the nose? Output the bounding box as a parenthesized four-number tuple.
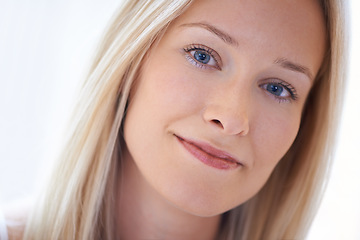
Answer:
(202, 90, 250, 136)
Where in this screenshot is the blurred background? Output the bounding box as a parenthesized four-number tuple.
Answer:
(0, 1, 359, 239)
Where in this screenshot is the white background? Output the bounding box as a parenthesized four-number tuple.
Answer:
(0, 1, 359, 239)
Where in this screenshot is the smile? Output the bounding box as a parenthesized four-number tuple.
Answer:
(175, 134, 243, 170)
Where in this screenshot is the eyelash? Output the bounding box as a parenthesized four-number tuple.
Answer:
(183, 44, 222, 70)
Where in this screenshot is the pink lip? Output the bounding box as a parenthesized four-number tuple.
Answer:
(175, 135, 243, 170)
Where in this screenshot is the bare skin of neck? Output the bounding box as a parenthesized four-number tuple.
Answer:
(115, 148, 221, 240)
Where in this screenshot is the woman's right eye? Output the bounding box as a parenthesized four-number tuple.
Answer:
(183, 44, 222, 70)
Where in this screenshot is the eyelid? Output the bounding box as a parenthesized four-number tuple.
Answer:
(183, 43, 223, 70)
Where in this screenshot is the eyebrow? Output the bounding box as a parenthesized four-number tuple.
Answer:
(274, 58, 314, 81)
(180, 22, 239, 47)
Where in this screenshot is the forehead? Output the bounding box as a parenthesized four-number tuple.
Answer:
(177, 0, 326, 39)
(169, 0, 327, 76)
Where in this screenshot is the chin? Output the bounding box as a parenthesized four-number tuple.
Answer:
(160, 187, 249, 218)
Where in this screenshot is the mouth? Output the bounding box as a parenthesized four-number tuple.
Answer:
(175, 134, 243, 170)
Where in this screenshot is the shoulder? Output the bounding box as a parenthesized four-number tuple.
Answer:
(3, 201, 31, 240)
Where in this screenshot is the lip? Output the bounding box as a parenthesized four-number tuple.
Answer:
(175, 134, 243, 170)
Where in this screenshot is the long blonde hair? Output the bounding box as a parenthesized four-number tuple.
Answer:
(24, 0, 347, 239)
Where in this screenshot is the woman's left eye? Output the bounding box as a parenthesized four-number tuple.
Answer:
(260, 81, 298, 102)
(183, 44, 222, 70)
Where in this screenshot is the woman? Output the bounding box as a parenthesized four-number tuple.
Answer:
(11, 0, 346, 239)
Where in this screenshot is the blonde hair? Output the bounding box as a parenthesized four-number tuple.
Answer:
(24, 0, 347, 239)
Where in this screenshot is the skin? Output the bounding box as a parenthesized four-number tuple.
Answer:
(118, 0, 326, 239)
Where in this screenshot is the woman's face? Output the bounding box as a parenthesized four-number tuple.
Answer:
(123, 0, 326, 216)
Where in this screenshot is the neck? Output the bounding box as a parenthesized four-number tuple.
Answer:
(115, 148, 221, 240)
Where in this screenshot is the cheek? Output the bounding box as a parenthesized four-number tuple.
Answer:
(231, 110, 301, 205)
(253, 108, 301, 168)
(123, 52, 207, 171)
(137, 56, 209, 121)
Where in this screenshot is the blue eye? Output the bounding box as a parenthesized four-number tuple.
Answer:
(266, 83, 284, 96)
(194, 50, 210, 64)
(260, 81, 297, 102)
(183, 44, 222, 70)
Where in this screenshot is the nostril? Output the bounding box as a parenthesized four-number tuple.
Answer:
(211, 119, 223, 128)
